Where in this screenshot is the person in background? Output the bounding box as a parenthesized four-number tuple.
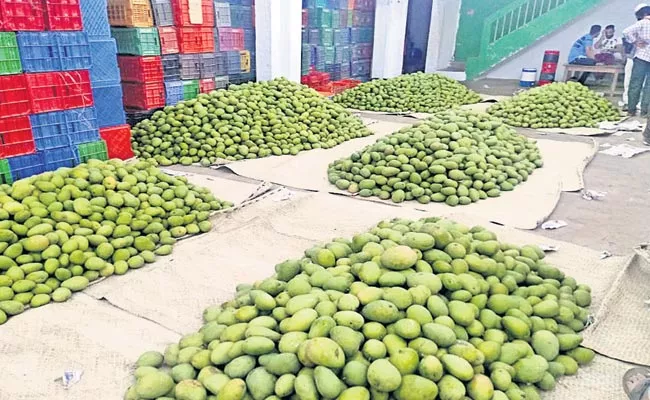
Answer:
(595, 25, 622, 65)
(568, 25, 602, 84)
(624, 5, 650, 117)
(622, 3, 649, 110)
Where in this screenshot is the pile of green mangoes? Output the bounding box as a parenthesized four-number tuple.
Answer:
(0, 159, 231, 324)
(332, 72, 482, 113)
(127, 217, 595, 400)
(130, 78, 371, 167)
(327, 110, 542, 206)
(487, 82, 620, 128)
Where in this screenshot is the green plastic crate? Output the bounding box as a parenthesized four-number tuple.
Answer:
(320, 28, 334, 47)
(331, 10, 339, 29)
(0, 33, 21, 75)
(76, 140, 108, 163)
(0, 159, 13, 184)
(347, 13, 353, 27)
(183, 80, 199, 100)
(111, 28, 161, 56)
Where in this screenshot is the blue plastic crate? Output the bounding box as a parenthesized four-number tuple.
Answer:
(29, 112, 70, 151)
(42, 146, 76, 171)
(7, 153, 45, 180)
(230, 5, 253, 29)
(92, 85, 127, 128)
(226, 51, 241, 74)
(89, 39, 120, 86)
(17, 32, 61, 72)
(80, 0, 111, 38)
(165, 80, 183, 105)
(243, 29, 255, 51)
(240, 0, 252, 5)
(57, 32, 91, 71)
(65, 107, 100, 145)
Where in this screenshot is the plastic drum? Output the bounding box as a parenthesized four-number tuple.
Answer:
(520, 68, 537, 87)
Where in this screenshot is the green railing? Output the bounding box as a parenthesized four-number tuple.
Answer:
(465, 0, 604, 80)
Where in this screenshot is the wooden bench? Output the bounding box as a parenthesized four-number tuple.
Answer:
(562, 64, 625, 96)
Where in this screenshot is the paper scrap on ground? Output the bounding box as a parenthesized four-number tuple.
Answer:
(582, 190, 607, 201)
(56, 371, 83, 389)
(599, 119, 644, 132)
(600, 143, 650, 158)
(600, 250, 612, 259)
(541, 220, 568, 230)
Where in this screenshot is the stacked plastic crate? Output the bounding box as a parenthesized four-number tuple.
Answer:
(214, 0, 253, 87)
(108, 0, 165, 118)
(82, 0, 133, 161)
(0, 0, 107, 181)
(300, 0, 371, 94)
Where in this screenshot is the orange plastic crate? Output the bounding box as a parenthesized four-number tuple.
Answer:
(107, 0, 153, 27)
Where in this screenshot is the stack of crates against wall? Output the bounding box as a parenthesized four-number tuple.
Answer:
(83, 0, 127, 141)
(107, 0, 154, 27)
(118, 56, 165, 110)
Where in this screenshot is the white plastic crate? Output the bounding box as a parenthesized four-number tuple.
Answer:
(214, 2, 231, 27)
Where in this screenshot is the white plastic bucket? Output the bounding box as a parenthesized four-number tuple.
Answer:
(520, 68, 537, 87)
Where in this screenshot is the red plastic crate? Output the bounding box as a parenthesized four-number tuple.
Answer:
(122, 81, 165, 110)
(158, 26, 179, 54)
(25, 72, 62, 113)
(0, 75, 31, 117)
(339, 78, 361, 89)
(177, 27, 214, 54)
(302, 9, 307, 27)
(118, 56, 163, 83)
(0, 0, 45, 31)
(43, 0, 83, 31)
(0, 115, 35, 158)
(58, 70, 93, 109)
(199, 78, 214, 93)
(171, 0, 213, 27)
(99, 124, 134, 160)
(217, 27, 244, 51)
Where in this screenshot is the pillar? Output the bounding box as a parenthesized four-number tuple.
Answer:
(254, 0, 302, 82)
(372, 0, 409, 79)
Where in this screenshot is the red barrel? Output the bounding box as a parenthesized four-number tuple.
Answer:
(539, 50, 560, 86)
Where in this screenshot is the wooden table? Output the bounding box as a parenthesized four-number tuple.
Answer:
(563, 64, 625, 96)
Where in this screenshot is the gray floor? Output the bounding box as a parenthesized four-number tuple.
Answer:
(467, 78, 650, 255)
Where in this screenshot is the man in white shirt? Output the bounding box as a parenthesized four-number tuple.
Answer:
(622, 3, 648, 109)
(623, 5, 650, 116)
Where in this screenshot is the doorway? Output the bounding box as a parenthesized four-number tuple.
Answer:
(403, 0, 433, 74)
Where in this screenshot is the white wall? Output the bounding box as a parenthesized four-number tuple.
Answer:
(255, 0, 302, 82)
(486, 0, 637, 80)
(372, 0, 409, 78)
(425, 0, 461, 72)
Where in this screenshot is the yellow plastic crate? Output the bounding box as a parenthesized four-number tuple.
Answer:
(240, 50, 250, 73)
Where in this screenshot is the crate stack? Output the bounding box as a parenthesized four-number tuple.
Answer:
(213, 0, 255, 87)
(82, 0, 133, 161)
(108, 0, 166, 119)
(215, 0, 255, 85)
(0, 0, 113, 182)
(300, 0, 373, 94)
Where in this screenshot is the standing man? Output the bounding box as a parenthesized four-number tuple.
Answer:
(624, 5, 650, 116)
(568, 25, 602, 84)
(622, 3, 648, 109)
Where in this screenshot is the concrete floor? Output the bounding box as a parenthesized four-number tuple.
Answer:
(467, 78, 650, 255)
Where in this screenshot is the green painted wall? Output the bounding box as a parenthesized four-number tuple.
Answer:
(454, 0, 513, 62)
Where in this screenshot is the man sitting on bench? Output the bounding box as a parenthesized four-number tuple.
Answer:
(568, 25, 602, 84)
